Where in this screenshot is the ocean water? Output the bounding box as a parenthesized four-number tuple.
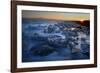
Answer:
(22, 18, 90, 62)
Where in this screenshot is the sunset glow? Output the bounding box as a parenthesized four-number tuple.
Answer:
(22, 10, 90, 21)
(80, 19, 84, 23)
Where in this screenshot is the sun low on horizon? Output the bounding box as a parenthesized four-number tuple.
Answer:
(22, 10, 90, 21)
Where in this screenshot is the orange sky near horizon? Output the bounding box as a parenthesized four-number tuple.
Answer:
(22, 10, 90, 21)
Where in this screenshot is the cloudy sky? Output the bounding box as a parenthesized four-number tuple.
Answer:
(22, 10, 90, 21)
